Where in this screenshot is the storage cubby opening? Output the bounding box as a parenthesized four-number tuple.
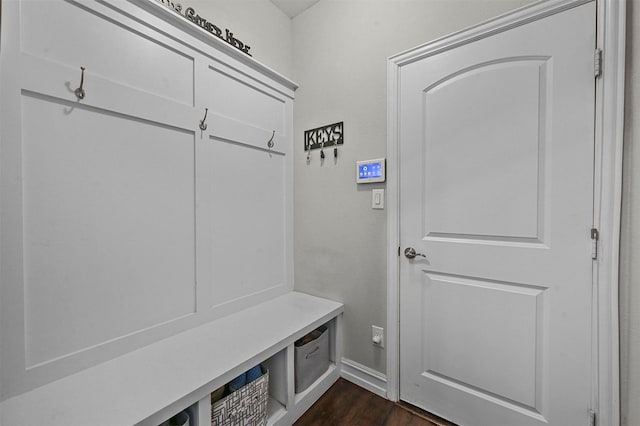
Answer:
(293, 363, 337, 404)
(208, 349, 289, 426)
(184, 402, 199, 426)
(158, 401, 198, 426)
(262, 349, 288, 424)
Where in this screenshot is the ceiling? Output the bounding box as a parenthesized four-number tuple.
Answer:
(269, 0, 320, 18)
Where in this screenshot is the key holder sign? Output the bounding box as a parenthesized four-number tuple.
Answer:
(304, 121, 344, 152)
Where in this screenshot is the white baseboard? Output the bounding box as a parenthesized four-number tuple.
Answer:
(340, 357, 387, 399)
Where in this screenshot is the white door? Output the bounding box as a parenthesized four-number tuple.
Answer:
(398, 3, 596, 426)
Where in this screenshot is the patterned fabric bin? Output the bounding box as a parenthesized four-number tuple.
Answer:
(211, 368, 269, 426)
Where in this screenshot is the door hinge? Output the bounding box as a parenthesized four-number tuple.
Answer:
(589, 409, 597, 426)
(591, 228, 599, 260)
(594, 48, 603, 78)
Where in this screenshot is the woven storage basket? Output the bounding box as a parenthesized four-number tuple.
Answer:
(211, 368, 269, 426)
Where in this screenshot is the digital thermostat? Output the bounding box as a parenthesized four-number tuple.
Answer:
(356, 158, 386, 183)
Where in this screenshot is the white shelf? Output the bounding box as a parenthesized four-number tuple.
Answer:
(267, 396, 287, 425)
(0, 292, 343, 426)
(271, 360, 341, 426)
(294, 363, 337, 404)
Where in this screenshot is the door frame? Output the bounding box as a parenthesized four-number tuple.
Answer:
(385, 0, 626, 425)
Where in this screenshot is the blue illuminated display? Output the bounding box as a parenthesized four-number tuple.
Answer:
(356, 158, 385, 183)
(358, 162, 382, 179)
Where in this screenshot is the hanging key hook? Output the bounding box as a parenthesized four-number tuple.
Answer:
(267, 130, 275, 149)
(199, 108, 208, 131)
(74, 66, 86, 100)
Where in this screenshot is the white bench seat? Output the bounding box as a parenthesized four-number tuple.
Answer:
(0, 292, 343, 426)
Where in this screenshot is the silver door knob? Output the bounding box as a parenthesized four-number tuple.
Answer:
(404, 247, 426, 259)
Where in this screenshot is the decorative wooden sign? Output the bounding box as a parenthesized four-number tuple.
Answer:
(304, 121, 344, 151)
(156, 0, 252, 56)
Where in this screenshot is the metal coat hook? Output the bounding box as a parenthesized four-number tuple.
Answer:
(74, 66, 86, 100)
(199, 108, 208, 131)
(267, 130, 275, 149)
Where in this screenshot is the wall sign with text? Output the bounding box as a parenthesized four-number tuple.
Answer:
(304, 121, 344, 151)
(156, 0, 252, 56)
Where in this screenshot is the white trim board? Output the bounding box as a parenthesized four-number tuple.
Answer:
(340, 358, 388, 399)
(386, 1, 625, 425)
(593, 0, 626, 423)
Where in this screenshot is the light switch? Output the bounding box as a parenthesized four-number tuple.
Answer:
(372, 189, 385, 209)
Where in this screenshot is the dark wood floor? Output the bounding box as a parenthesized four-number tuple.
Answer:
(294, 378, 456, 426)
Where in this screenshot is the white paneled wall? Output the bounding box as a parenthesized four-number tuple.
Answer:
(0, 0, 296, 401)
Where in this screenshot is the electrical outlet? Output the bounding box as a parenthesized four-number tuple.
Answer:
(372, 325, 384, 348)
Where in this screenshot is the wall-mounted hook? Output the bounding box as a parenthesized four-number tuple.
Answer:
(267, 130, 275, 149)
(74, 66, 86, 100)
(199, 108, 208, 131)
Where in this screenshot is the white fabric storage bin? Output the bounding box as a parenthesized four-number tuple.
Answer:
(294, 325, 329, 393)
(211, 368, 269, 426)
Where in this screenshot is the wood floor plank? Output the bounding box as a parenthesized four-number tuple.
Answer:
(294, 378, 452, 426)
(386, 405, 420, 425)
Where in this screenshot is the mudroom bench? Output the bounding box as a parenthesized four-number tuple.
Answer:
(0, 292, 343, 426)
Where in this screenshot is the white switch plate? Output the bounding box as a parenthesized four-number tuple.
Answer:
(372, 189, 384, 209)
